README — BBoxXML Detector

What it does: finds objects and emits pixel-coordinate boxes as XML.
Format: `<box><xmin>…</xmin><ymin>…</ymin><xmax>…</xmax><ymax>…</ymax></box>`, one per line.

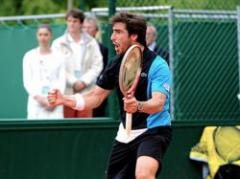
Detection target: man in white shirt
<box><xmin>52</xmin><ymin>9</ymin><xmax>103</xmax><ymax>118</ymax></box>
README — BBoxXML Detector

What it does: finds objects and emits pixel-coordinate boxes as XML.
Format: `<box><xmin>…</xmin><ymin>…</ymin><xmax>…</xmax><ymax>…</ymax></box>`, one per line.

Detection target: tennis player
<box><xmin>48</xmin><ymin>12</ymin><xmax>172</xmax><ymax>179</ymax></box>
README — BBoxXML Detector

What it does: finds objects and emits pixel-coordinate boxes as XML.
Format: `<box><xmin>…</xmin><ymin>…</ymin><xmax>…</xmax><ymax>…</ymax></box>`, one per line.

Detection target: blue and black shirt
<box><xmin>97</xmin><ymin>48</ymin><xmax>171</xmax><ymax>130</ymax></box>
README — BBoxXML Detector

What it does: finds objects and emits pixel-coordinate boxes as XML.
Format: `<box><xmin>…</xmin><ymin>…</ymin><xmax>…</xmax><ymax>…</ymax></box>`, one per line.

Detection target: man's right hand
<box><xmin>47</xmin><ymin>89</ymin><xmax>64</xmax><ymax>107</ymax></box>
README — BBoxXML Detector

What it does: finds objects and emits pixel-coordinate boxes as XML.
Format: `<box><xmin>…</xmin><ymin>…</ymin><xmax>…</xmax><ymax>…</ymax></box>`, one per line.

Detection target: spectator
<box><xmin>83</xmin><ymin>15</ymin><xmax>108</xmax><ymax>117</ymax></box>
<box><xmin>146</xmin><ymin>23</ymin><xmax>169</xmax><ymax>64</ymax></box>
<box><xmin>23</xmin><ymin>24</ymin><xmax>66</xmax><ymax>119</ymax></box>
<box><xmin>52</xmin><ymin>9</ymin><xmax>103</xmax><ymax>118</ymax></box>
<box><xmin>83</xmin><ymin>15</ymin><xmax>108</xmax><ymax>69</ymax></box>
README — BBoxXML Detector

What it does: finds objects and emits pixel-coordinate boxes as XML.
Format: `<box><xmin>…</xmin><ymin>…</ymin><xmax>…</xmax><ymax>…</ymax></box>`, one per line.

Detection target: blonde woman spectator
<box><xmin>23</xmin><ymin>24</ymin><xmax>66</xmax><ymax>119</ymax></box>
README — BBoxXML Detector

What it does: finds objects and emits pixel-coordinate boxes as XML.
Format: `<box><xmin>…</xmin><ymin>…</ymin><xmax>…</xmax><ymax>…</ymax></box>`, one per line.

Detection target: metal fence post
<box><xmin>108</xmin><ymin>0</ymin><xmax>116</xmax><ymax>60</ymax></box>
<box><xmin>168</xmin><ymin>6</ymin><xmax>175</xmax><ymax>120</ymax></box>
<box><xmin>107</xmin><ymin>0</ymin><xmax>120</xmax><ymax>120</ymax></box>
<box><xmin>237</xmin><ymin>6</ymin><xmax>240</xmax><ymax>102</ymax></box>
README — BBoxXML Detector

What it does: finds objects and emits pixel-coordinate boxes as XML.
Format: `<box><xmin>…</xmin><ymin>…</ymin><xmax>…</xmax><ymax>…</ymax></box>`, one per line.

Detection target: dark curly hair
<box><xmin>111</xmin><ymin>12</ymin><xmax>147</xmax><ymax>47</ymax></box>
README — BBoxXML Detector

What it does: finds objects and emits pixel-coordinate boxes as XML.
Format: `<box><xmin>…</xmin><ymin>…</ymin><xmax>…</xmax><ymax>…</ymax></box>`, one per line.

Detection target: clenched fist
<box><xmin>48</xmin><ymin>89</ymin><xmax>64</xmax><ymax>107</ymax></box>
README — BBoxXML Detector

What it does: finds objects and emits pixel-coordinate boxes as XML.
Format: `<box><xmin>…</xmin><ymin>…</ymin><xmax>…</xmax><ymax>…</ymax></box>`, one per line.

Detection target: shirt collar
<box><xmin>66</xmin><ymin>32</ymin><xmax>85</xmax><ymax>45</ymax></box>
<box><xmin>148</xmin><ymin>41</ymin><xmax>157</xmax><ymax>51</ymax></box>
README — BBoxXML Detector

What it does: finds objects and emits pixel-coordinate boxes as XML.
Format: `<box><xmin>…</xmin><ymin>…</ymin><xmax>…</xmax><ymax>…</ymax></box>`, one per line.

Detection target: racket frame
<box><xmin>119</xmin><ymin>44</ymin><xmax>143</xmax><ymax>137</ymax></box>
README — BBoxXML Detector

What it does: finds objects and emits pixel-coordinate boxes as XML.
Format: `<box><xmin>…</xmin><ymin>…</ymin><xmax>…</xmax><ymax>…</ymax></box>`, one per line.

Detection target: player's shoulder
<box><xmin>154</xmin><ymin>55</ymin><xmax>169</xmax><ymax>68</ymax></box>
<box><xmin>149</xmin><ymin>55</ymin><xmax>170</xmax><ymax>76</ymax></box>
<box><xmin>102</xmin><ymin>55</ymin><xmax>122</xmax><ymax>72</ymax></box>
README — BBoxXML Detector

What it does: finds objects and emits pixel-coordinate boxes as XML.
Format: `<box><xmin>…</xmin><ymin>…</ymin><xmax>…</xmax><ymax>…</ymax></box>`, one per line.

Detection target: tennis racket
<box><xmin>119</xmin><ymin>44</ymin><xmax>143</xmax><ymax>137</ymax></box>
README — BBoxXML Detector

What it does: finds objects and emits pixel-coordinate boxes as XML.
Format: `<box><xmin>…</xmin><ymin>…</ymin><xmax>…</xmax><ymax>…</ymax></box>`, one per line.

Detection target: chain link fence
<box><xmin>0</xmin><ymin>1</ymin><xmax>240</xmax><ymax>121</ymax></box>
<box><xmin>172</xmin><ymin>9</ymin><xmax>239</xmax><ymax>121</ymax></box>
<box><xmin>91</xmin><ymin>4</ymin><xmax>240</xmax><ymax>121</ymax></box>
<box><xmin>115</xmin><ymin>0</ymin><xmax>238</xmax><ymax>10</ymax></box>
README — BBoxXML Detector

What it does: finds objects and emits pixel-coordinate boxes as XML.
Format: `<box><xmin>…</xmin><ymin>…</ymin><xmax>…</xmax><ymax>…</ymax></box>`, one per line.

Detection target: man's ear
<box><xmin>130</xmin><ymin>34</ymin><xmax>138</xmax><ymax>42</ymax></box>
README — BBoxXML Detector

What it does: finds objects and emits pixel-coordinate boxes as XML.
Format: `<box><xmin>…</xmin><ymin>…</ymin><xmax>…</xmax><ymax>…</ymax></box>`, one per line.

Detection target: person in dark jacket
<box><xmin>83</xmin><ymin>15</ymin><xmax>109</xmax><ymax>117</ymax></box>
<box><xmin>146</xmin><ymin>23</ymin><xmax>169</xmax><ymax>65</ymax></box>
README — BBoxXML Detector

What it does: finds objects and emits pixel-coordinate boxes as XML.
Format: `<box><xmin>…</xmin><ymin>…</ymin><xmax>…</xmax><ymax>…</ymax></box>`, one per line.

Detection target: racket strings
<box><xmin>119</xmin><ymin>45</ymin><xmax>142</xmax><ymax>95</ymax></box>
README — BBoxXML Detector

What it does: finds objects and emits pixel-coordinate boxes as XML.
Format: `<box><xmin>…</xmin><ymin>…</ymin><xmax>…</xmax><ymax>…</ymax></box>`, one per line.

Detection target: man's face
<box><xmin>66</xmin><ymin>16</ymin><xmax>82</xmax><ymax>34</ymax></box>
<box><xmin>111</xmin><ymin>22</ymin><xmax>134</xmax><ymax>55</ymax></box>
<box><xmin>146</xmin><ymin>26</ymin><xmax>156</xmax><ymax>46</ymax></box>
<box><xmin>83</xmin><ymin>20</ymin><xmax>97</xmax><ymax>38</ymax></box>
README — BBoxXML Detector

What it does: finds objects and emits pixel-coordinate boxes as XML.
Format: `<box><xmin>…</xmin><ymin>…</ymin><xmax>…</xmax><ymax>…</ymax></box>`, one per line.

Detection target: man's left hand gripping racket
<box><xmin>119</xmin><ymin>44</ymin><xmax>143</xmax><ymax>137</ymax></box>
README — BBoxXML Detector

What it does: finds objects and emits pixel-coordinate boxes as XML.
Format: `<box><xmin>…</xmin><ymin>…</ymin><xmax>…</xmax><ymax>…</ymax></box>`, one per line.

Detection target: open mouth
<box><xmin>113</xmin><ymin>42</ymin><xmax>120</xmax><ymax>51</ymax></box>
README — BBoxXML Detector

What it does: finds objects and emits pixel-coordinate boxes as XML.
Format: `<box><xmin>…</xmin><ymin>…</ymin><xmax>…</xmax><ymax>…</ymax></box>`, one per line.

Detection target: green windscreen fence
<box><xmin>0</xmin><ymin>25</ymin><xmax>66</xmax><ymax>118</ymax></box>
<box><xmin>0</xmin><ymin>24</ymin><xmax>115</xmax><ymax>119</ymax></box>
<box><xmin>173</xmin><ymin>19</ymin><xmax>240</xmax><ymax>121</ymax></box>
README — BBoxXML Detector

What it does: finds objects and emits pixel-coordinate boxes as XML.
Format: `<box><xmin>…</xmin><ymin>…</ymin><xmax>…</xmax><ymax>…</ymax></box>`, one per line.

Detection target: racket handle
<box><xmin>126</xmin><ymin>112</ymin><xmax>132</xmax><ymax>137</ymax></box>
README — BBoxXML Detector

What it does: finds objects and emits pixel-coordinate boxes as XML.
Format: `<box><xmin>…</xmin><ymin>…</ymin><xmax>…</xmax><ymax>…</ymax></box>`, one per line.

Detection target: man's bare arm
<box><xmin>123</xmin><ymin>92</ymin><xmax>166</xmax><ymax>114</ymax></box>
<box><xmin>82</xmin><ymin>86</ymin><xmax>111</xmax><ymax>109</ymax></box>
<box><xmin>48</xmin><ymin>86</ymin><xmax>111</xmax><ymax>110</ymax></box>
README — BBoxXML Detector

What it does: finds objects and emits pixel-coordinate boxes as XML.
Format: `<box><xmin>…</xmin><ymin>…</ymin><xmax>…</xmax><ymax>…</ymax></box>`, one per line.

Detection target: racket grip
<box><xmin>126</xmin><ymin>112</ymin><xmax>132</xmax><ymax>137</ymax></box>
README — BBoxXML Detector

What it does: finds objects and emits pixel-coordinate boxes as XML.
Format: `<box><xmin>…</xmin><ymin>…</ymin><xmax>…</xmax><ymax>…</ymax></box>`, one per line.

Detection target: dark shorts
<box><xmin>105</xmin><ymin>126</ymin><xmax>172</xmax><ymax>179</ymax></box>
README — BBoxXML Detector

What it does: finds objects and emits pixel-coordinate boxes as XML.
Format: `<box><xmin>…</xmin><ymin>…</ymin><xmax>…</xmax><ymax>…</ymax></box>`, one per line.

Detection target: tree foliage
<box><xmin>0</xmin><ymin>0</ymin><xmax>239</xmax><ymax>17</ymax></box>
<box><xmin>116</xmin><ymin>0</ymin><xmax>239</xmax><ymax>10</ymax></box>
<box><xmin>21</xmin><ymin>0</ymin><xmax>61</xmax><ymax>15</ymax></box>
